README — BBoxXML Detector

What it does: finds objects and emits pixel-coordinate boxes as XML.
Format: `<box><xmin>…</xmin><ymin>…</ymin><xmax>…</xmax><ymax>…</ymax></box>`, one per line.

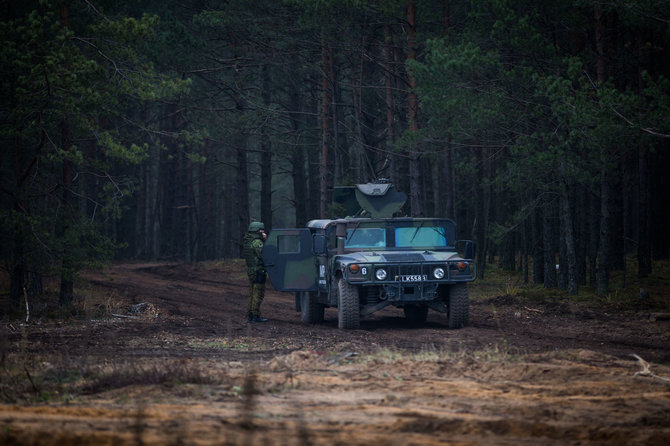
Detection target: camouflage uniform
<box><xmin>243</xmin><ymin>222</ymin><xmax>267</xmax><ymax>322</ymax></box>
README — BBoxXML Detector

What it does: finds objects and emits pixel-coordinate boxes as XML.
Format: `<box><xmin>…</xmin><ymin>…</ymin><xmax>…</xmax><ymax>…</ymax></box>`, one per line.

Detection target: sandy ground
<box><xmin>2</xmin><ymin>261</ymin><xmax>669</xmax><ymax>445</ymax></box>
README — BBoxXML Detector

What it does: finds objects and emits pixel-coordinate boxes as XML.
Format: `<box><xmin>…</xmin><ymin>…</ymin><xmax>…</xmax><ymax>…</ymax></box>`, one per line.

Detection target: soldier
<box><xmin>243</xmin><ymin>221</ymin><xmax>268</xmax><ymax>323</ymax></box>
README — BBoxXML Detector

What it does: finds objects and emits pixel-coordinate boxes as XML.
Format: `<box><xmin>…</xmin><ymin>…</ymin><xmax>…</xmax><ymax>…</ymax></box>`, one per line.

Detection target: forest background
<box><xmin>2</xmin><ymin>0</ymin><xmax>670</xmax><ymax>311</ymax></box>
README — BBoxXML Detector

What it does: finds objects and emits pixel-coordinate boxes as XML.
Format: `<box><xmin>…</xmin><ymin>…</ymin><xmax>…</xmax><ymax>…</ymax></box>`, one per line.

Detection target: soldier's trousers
<box><xmin>247</xmin><ymin>276</ymin><xmax>266</xmax><ymax>316</ymax></box>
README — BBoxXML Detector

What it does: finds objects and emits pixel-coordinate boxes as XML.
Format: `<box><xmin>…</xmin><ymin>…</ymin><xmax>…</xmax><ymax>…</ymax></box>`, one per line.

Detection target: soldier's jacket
<box><xmin>242</xmin><ymin>232</ymin><xmax>265</xmax><ymax>276</ymax></box>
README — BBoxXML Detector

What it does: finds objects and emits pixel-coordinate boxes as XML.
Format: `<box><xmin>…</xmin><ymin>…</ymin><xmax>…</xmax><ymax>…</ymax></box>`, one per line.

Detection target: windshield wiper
<box><xmin>346</xmin><ymin>221</ymin><xmax>362</xmax><ymax>243</ymax></box>
<box><xmin>410</xmin><ymin>221</ymin><xmax>425</xmax><ymax>243</ymax></box>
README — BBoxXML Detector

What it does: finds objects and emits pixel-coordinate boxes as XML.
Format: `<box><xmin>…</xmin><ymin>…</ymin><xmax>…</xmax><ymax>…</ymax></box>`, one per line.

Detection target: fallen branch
<box><xmin>631</xmin><ymin>354</ymin><xmax>670</xmax><ymax>383</ymax></box>
<box><xmin>524</xmin><ymin>306</ymin><xmax>543</xmax><ymax>313</ymax></box>
<box><xmin>111</xmin><ymin>313</ymin><xmax>140</xmax><ymax>320</ymax></box>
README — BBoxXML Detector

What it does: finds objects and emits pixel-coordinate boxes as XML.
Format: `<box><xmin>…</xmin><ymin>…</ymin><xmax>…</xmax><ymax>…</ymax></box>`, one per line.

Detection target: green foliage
<box><xmin>3</xmin><ymin>0</ymin><xmax>670</xmax><ymax>299</ymax></box>
<box><xmin>1</xmin><ymin>0</ymin><xmax>192</xmax><ymax>306</ymax></box>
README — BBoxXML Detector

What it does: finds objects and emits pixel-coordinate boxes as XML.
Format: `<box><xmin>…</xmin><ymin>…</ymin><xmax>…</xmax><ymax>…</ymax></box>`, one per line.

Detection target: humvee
<box><xmin>261</xmin><ymin>181</ymin><xmax>476</xmax><ymax>329</ymax></box>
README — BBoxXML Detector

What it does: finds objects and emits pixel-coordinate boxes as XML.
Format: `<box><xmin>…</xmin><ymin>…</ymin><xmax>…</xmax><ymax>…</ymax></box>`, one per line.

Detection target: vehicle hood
<box><xmin>337</xmin><ymin>250</ymin><xmax>463</xmax><ymax>264</ymax></box>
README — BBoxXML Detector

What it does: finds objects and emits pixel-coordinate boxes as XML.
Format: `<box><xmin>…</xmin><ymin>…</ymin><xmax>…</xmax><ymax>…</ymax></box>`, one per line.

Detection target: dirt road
<box><xmin>2</xmin><ymin>262</ymin><xmax>669</xmax><ymax>445</ymax></box>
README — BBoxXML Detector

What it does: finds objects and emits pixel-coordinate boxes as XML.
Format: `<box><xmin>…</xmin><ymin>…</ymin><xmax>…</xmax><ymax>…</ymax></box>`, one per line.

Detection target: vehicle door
<box><xmin>261</xmin><ymin>228</ymin><xmax>318</xmax><ymax>292</ymax></box>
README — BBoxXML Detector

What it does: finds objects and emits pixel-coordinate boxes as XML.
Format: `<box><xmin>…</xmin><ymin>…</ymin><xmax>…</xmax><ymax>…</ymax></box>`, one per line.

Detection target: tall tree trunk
<box><xmin>560</xmin><ymin>183</ymin><xmax>578</xmax><ymax>295</ymax></box>
<box><xmin>9</xmin><ymin>80</ymin><xmax>28</xmax><ymax>311</ymax></box>
<box><xmin>430</xmin><ymin>158</ymin><xmax>440</xmax><ymax>216</ymax></box>
<box><xmin>523</xmin><ymin>220</ymin><xmax>530</xmax><ymax>284</ymax></box>
<box><xmin>384</xmin><ymin>24</ymin><xmax>396</xmax><ymax>182</ymax></box>
<box><xmin>635</xmin><ymin>32</ymin><xmax>652</xmax><ymax>277</ymax></box>
<box><xmin>406</xmin><ymin>0</ymin><xmax>422</xmax><ymax>217</ymax></box>
<box><xmin>153</xmin><ymin>139</ymin><xmax>166</xmax><ymax>259</ymax></box>
<box><xmin>292</xmin><ymin>146</ymin><xmax>307</xmax><ymax>226</ymax></box>
<box><xmin>10</xmin><ymin>144</ymin><xmax>27</xmax><ymax>311</ymax></box>
<box><xmin>532</xmin><ymin>205</ymin><xmax>544</xmax><ymax>285</ymax></box>
<box><xmin>57</xmin><ymin>3</ymin><xmax>74</xmax><ymax>307</ymax></box>
<box><xmin>638</xmin><ymin>144</ymin><xmax>651</xmax><ymax>277</ymax></box>
<box><xmin>589</xmin><ymin>192</ymin><xmax>599</xmax><ymax>286</ymax></box>
<box><xmin>594</xmin><ymin>2</ymin><xmax>606</xmax><ymax>83</ymax></box>
<box><xmin>160</xmin><ymin>104</ymin><xmax>179</xmax><ymax>258</ymax></box>
<box><xmin>135</xmin><ymin>162</ymin><xmax>147</xmax><ymax>257</ymax></box>
<box><xmin>288</xmin><ymin>80</ymin><xmax>307</xmax><ymax>227</ymax></box>
<box><xmin>598</xmin><ymin>162</ymin><xmax>612</xmax><ymax>294</ymax></box>
<box><xmin>319</xmin><ymin>36</ymin><xmax>331</xmax><ymax>218</ymax></box>
<box><xmin>223</xmin><ymin>171</ymin><xmax>234</xmax><ymax>257</ymax></box>
<box><xmin>330</xmin><ymin>52</ymin><xmax>345</xmax><ymax>186</ymax></box>
<box><xmin>439</xmin><ymin>1</ymin><xmax>454</xmax><ymax>219</ymax></box>
<box><xmin>575</xmin><ymin>184</ymin><xmax>588</xmax><ymax>285</ymax></box>
<box><xmin>59</xmin><ymin>117</ymin><xmax>74</xmax><ymax>307</ymax></box>
<box><xmin>198</xmin><ymin>144</ymin><xmax>211</xmax><ymax>260</ymax></box>
<box><xmin>543</xmin><ymin>201</ymin><xmax>557</xmax><ymax>289</ymax></box>
<box><xmin>261</xmin><ymin>65</ymin><xmax>273</xmax><ymax>230</ymax></box>
<box><xmin>261</xmin><ymin>143</ymin><xmax>272</xmax><ymax>230</ymax></box>
<box><xmin>185</xmin><ymin>154</ymin><xmax>194</xmax><ymax>262</ymax></box>
<box><xmin>594</xmin><ymin>1</ymin><xmax>611</xmax><ymax>294</ymax></box>
<box><xmin>10</xmin><ymin>261</ymin><xmax>26</xmax><ymax>313</ymax></box>
<box><xmin>474</xmin><ymin>147</ymin><xmax>490</xmax><ymax>279</ymax></box>
<box><xmin>307</xmin><ymin>72</ymin><xmax>321</xmax><ymax>220</ymax></box>
<box><xmin>443</xmin><ymin>138</ymin><xmax>455</xmax><ymax>218</ymax></box>
<box><xmin>235</xmin><ymin>133</ymin><xmax>249</xmax><ymax>258</ymax></box>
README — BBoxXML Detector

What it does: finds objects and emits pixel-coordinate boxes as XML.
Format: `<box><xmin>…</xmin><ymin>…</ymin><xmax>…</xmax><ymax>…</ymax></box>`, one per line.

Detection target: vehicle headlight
<box><xmin>433</xmin><ymin>267</ymin><xmax>445</xmax><ymax>279</ymax></box>
<box><xmin>375</xmin><ymin>268</ymin><xmax>387</xmax><ymax>281</ymax></box>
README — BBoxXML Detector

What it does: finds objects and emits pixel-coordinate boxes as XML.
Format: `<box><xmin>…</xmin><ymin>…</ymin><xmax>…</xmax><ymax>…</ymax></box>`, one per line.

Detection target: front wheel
<box><xmin>446</xmin><ymin>283</ymin><xmax>469</xmax><ymax>329</ymax></box>
<box><xmin>300</xmin><ymin>291</ymin><xmax>324</xmax><ymax>324</ymax></box>
<box><xmin>337</xmin><ymin>277</ymin><xmax>360</xmax><ymax>329</ymax></box>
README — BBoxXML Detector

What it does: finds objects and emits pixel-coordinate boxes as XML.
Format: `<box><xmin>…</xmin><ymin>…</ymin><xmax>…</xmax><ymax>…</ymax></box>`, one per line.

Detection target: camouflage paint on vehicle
<box><xmin>264</xmin><ymin>218</ymin><xmax>475</xmax><ymax>296</ymax></box>
<box><xmin>261</xmin><ymin>180</ymin><xmax>477</xmax><ymax>329</ymax></box>
<box><xmin>261</xmin><ymin>228</ymin><xmax>318</xmax><ymax>291</ymax></box>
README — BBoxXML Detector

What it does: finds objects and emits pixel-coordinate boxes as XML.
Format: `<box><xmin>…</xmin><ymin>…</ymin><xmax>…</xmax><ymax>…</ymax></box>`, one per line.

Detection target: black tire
<box><xmin>295</xmin><ymin>292</ymin><xmax>301</xmax><ymax>312</ymax></box>
<box><xmin>403</xmin><ymin>304</ymin><xmax>428</xmax><ymax>325</ymax></box>
<box><xmin>447</xmin><ymin>283</ymin><xmax>469</xmax><ymax>328</ymax></box>
<box><xmin>300</xmin><ymin>291</ymin><xmax>324</xmax><ymax>324</ymax></box>
<box><xmin>337</xmin><ymin>277</ymin><xmax>360</xmax><ymax>329</ymax></box>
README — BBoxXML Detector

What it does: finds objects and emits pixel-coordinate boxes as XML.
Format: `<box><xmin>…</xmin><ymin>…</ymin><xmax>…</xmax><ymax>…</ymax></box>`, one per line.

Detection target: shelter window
<box><xmin>277</xmin><ymin>235</ymin><xmax>300</xmax><ymax>253</ymax></box>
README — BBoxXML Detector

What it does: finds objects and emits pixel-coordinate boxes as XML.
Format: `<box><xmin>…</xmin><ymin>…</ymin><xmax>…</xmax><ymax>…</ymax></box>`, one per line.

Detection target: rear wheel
<box><xmin>447</xmin><ymin>283</ymin><xmax>469</xmax><ymax>328</ymax></box>
<box><xmin>300</xmin><ymin>291</ymin><xmax>324</xmax><ymax>324</ymax></box>
<box><xmin>403</xmin><ymin>304</ymin><xmax>428</xmax><ymax>325</ymax></box>
<box><xmin>337</xmin><ymin>277</ymin><xmax>360</xmax><ymax>329</ymax></box>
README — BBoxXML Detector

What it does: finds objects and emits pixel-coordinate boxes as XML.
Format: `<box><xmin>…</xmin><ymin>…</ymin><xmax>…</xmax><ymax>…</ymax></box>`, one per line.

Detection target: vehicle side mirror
<box><xmin>456</xmin><ymin>240</ymin><xmax>476</xmax><ymax>260</ymax></box>
<box><xmin>313</xmin><ymin>234</ymin><xmax>327</xmax><ymax>255</ymax></box>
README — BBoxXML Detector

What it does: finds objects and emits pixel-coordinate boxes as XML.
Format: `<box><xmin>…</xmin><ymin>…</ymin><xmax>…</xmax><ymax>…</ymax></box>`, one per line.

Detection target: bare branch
<box><xmin>611</xmin><ymin>106</ymin><xmax>670</xmax><ymax>139</ymax></box>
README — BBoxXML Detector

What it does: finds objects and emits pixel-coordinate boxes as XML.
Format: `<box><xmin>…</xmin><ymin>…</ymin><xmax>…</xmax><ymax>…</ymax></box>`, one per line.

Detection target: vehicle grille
<box><xmin>381</xmin><ymin>253</ymin><xmax>425</xmax><ymax>262</ymax></box>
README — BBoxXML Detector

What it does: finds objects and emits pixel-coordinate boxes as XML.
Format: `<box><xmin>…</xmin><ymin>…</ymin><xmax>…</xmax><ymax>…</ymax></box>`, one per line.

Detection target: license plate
<box><xmin>399</xmin><ymin>274</ymin><xmax>426</xmax><ymax>282</ymax></box>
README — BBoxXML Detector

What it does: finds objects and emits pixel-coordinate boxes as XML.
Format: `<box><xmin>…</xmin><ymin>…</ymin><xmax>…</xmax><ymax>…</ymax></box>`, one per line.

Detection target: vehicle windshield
<box><xmin>395</xmin><ymin>226</ymin><xmax>447</xmax><ymax>248</ymax></box>
<box><xmin>345</xmin><ymin>228</ymin><xmax>386</xmax><ymax>248</ymax></box>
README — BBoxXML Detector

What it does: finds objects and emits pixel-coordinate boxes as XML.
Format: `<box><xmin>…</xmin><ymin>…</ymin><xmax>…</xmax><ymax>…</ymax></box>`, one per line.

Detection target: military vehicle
<box><xmin>261</xmin><ymin>180</ymin><xmax>476</xmax><ymax>329</ymax></box>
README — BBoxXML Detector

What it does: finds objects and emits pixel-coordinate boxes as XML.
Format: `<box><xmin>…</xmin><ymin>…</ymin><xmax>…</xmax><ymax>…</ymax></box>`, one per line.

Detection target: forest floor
<box><xmin>1</xmin><ymin>261</ymin><xmax>670</xmax><ymax>445</ymax></box>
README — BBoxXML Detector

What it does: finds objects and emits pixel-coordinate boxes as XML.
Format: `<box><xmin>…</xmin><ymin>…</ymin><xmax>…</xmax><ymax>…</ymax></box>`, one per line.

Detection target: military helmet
<box><xmin>248</xmin><ymin>221</ymin><xmax>265</xmax><ymax>232</ymax></box>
